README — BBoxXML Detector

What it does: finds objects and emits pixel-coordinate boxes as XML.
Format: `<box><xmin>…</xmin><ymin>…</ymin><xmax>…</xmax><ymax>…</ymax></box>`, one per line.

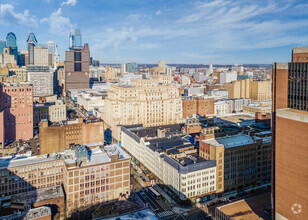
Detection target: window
<box><xmin>74</xmin><ymin>52</ymin><xmax>82</xmax><ymax>61</ymax></box>
<box><xmin>74</xmin><ymin>63</ymin><xmax>82</xmax><ymax>71</ymax></box>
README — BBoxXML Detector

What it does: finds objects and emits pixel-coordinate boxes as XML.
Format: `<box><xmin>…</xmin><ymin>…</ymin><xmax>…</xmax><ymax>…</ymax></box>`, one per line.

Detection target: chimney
<box><xmin>157</xmin><ymin>128</ymin><xmax>166</xmax><ymax>138</ymax></box>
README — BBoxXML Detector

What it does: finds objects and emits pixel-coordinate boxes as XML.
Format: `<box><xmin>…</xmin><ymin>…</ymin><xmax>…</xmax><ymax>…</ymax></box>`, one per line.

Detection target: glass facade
<box><xmin>288</xmin><ymin>62</ymin><xmax>308</xmax><ymax>111</ymax></box>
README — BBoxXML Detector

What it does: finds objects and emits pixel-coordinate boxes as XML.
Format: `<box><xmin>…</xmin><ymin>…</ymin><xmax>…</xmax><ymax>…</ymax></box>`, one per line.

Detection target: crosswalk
<box><xmin>157</xmin><ymin>211</ymin><xmax>175</xmax><ymax>219</ymax></box>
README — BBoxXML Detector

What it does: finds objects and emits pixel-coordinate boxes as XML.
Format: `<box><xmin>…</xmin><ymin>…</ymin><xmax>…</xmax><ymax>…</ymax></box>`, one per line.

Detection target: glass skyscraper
<box><xmin>69</xmin><ymin>29</ymin><xmax>82</xmax><ymax>49</ymax></box>
<box><xmin>6</xmin><ymin>32</ymin><xmax>18</xmax><ymax>61</ymax></box>
<box><xmin>74</xmin><ymin>29</ymin><xmax>82</xmax><ymax>47</ymax></box>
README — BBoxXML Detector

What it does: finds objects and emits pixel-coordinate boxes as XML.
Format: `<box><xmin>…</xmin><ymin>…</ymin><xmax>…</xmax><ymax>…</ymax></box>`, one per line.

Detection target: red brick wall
<box><xmin>275</xmin><ymin>116</ymin><xmax>308</xmax><ymax>219</ymax></box>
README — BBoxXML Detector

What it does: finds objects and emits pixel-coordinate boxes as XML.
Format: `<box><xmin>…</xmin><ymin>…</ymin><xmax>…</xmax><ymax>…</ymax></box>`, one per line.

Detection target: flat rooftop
<box><xmin>10</xmin><ymin>185</ymin><xmax>64</xmax><ymax>204</ymax></box>
<box><xmin>0</xmin><ymin>144</ymin><xmax>130</xmax><ymax>169</ymax></box>
<box><xmin>220</xmin><ymin>114</ymin><xmax>255</xmax><ymax>124</ymax></box>
<box><xmin>216</xmin><ymin>193</ymin><xmax>271</xmax><ymax>220</ymax></box>
<box><xmin>128</xmin><ymin>124</ymin><xmax>185</xmax><ymax>138</ymax></box>
<box><xmin>202</xmin><ymin>133</ymin><xmax>255</xmax><ymax>148</ymax></box>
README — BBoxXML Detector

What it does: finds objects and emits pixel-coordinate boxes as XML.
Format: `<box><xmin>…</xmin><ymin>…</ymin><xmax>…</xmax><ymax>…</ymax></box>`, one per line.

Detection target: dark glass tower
<box><xmin>27</xmin><ymin>32</ymin><xmax>38</xmax><ymax>65</ymax></box>
<box><xmin>6</xmin><ymin>32</ymin><xmax>18</xmax><ymax>62</ymax></box>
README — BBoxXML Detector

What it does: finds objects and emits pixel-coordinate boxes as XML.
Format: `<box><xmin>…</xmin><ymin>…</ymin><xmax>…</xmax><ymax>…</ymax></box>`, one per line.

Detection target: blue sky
<box><xmin>1</xmin><ymin>0</ymin><xmax>308</xmax><ymax>64</ymax></box>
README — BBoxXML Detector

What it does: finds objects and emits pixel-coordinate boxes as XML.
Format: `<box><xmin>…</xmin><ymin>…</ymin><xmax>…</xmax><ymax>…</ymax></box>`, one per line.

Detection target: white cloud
<box><xmin>0</xmin><ymin>4</ymin><xmax>38</xmax><ymax>27</ymax></box>
<box><xmin>61</xmin><ymin>0</ymin><xmax>77</xmax><ymax>6</ymax></box>
<box><xmin>40</xmin><ymin>8</ymin><xmax>74</xmax><ymax>36</ymax></box>
<box><xmin>156</xmin><ymin>10</ymin><xmax>162</xmax><ymax>15</ymax></box>
<box><xmin>174</xmin><ymin>0</ymin><xmax>308</xmax><ymax>51</ymax></box>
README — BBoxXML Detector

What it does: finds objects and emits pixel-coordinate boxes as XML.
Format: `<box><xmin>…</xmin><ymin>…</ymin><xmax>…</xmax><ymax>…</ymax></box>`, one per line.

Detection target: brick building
<box><xmin>0</xmin><ymin>82</ymin><xmax>33</xmax><ymax>148</ymax></box>
<box><xmin>200</xmin><ymin>133</ymin><xmax>271</xmax><ymax>193</ymax></box>
<box><xmin>65</xmin><ymin>44</ymin><xmax>90</xmax><ymax>91</ymax></box>
<box><xmin>0</xmin><ymin>144</ymin><xmax>130</xmax><ymax>218</ymax></box>
<box><xmin>182</xmin><ymin>97</ymin><xmax>214</xmax><ymax>118</ymax></box>
<box><xmin>272</xmin><ymin>47</ymin><xmax>308</xmax><ymax>220</ymax></box>
<box><xmin>39</xmin><ymin>118</ymin><xmax>104</xmax><ymax>154</ymax></box>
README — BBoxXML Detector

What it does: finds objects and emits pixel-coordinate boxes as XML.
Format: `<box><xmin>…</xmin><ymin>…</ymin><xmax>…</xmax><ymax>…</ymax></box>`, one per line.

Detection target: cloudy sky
<box><xmin>1</xmin><ymin>0</ymin><xmax>308</xmax><ymax>64</ymax></box>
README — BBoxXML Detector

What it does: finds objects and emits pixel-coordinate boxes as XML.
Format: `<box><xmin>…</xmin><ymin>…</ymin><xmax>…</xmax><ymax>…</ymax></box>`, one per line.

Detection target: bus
<box><xmin>148</xmin><ymin>187</ymin><xmax>161</xmax><ymax>200</ymax></box>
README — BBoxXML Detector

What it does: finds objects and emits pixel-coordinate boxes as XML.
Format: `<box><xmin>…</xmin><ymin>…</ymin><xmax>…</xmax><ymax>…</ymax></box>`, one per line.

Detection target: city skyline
<box><xmin>1</xmin><ymin>0</ymin><xmax>308</xmax><ymax>64</ymax></box>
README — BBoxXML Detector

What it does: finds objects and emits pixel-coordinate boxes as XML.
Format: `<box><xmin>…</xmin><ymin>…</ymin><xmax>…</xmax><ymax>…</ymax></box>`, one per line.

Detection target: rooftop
<box><xmin>24</xmin><ymin>206</ymin><xmax>51</xmax><ymax>220</ymax></box>
<box><xmin>122</xmin><ymin>125</ymin><xmax>216</xmax><ymax>173</ymax></box>
<box><xmin>217</xmin><ymin>193</ymin><xmax>271</xmax><ymax>220</ymax></box>
<box><xmin>129</xmin><ymin>124</ymin><xmax>185</xmax><ymax>138</ymax></box>
<box><xmin>203</xmin><ymin>133</ymin><xmax>255</xmax><ymax>148</ymax></box>
<box><xmin>0</xmin><ymin>144</ymin><xmax>130</xmax><ymax>170</ymax></box>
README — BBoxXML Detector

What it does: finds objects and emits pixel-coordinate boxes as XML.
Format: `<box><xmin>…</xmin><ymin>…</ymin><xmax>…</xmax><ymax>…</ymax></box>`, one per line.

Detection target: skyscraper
<box><xmin>27</xmin><ymin>32</ymin><xmax>37</xmax><ymax>65</ymax></box>
<box><xmin>272</xmin><ymin>47</ymin><xmax>308</xmax><ymax>220</ymax></box>
<box><xmin>65</xmin><ymin>43</ymin><xmax>90</xmax><ymax>91</ymax></box>
<box><xmin>69</xmin><ymin>29</ymin><xmax>82</xmax><ymax>49</ymax></box>
<box><xmin>74</xmin><ymin>29</ymin><xmax>82</xmax><ymax>47</ymax></box>
<box><xmin>69</xmin><ymin>31</ymin><xmax>74</xmax><ymax>49</ymax></box>
<box><xmin>6</xmin><ymin>32</ymin><xmax>18</xmax><ymax>62</ymax></box>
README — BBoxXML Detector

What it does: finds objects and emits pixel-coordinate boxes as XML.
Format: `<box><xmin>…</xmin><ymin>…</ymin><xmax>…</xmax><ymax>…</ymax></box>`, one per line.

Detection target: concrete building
<box><xmin>158</xmin><ymin>60</ymin><xmax>166</xmax><ymax>74</ymax></box>
<box><xmin>103</xmin><ymin>79</ymin><xmax>183</xmax><ymax>142</ymax></box>
<box><xmin>220</xmin><ymin>71</ymin><xmax>237</xmax><ymax>84</ymax></box>
<box><xmin>39</xmin><ymin>118</ymin><xmax>104</xmax><ymax>154</ymax></box>
<box><xmin>180</xmin><ymin>76</ymin><xmax>191</xmax><ymax>86</ymax></box>
<box><xmin>0</xmin><ymin>48</ymin><xmax>17</xmax><ymax>67</ymax></box>
<box><xmin>0</xmin><ymin>83</ymin><xmax>33</xmax><ymax>148</ymax></box>
<box><xmin>27</xmin><ymin>65</ymin><xmax>53</xmax><ymax>97</ymax></box>
<box><xmin>272</xmin><ymin>47</ymin><xmax>308</xmax><ymax>220</ymax></box>
<box><xmin>250</xmin><ymin>80</ymin><xmax>271</xmax><ymax>101</ymax></box>
<box><xmin>231</xmin><ymin>64</ymin><xmax>244</xmax><ymax>75</ymax></box>
<box><xmin>34</xmin><ymin>46</ymin><xmax>49</xmax><ymax>66</ymax></box>
<box><xmin>9</xmin><ymin>66</ymin><xmax>27</xmax><ymax>82</ymax></box>
<box><xmin>33</xmin><ymin>100</ymin><xmax>66</xmax><ymax>127</ymax></box>
<box><xmin>121</xmin><ymin>63</ymin><xmax>126</xmax><ymax>74</ymax></box>
<box><xmin>243</xmin><ymin>103</ymin><xmax>271</xmax><ymax>114</ymax></box>
<box><xmin>0</xmin><ymin>143</ymin><xmax>130</xmax><ymax>218</ymax></box>
<box><xmin>207</xmin><ymin>89</ymin><xmax>229</xmax><ymax>99</ymax></box>
<box><xmin>225</xmin><ymin>98</ymin><xmax>251</xmax><ymax>112</ymax></box>
<box><xmin>121</xmin><ymin>124</ymin><xmax>223</xmax><ymax>204</ymax></box>
<box><xmin>151</xmin><ymin>74</ymin><xmax>173</xmax><ymax>85</ymax></box>
<box><xmin>184</xmin><ymin>87</ymin><xmax>205</xmax><ymax>96</ymax></box>
<box><xmin>65</xmin><ymin>43</ymin><xmax>90</xmax><ymax>91</ymax></box>
<box><xmin>214</xmin><ymin>101</ymin><xmax>230</xmax><ymax>115</ymax></box>
<box><xmin>201</xmin><ymin>132</ymin><xmax>271</xmax><ymax>193</ymax></box>
<box><xmin>75</xmin><ymin>90</ymin><xmax>106</xmax><ymax>114</ymax></box>
<box><xmin>182</xmin><ymin>97</ymin><xmax>215</xmax><ymax>118</ymax></box>
<box><xmin>224</xmin><ymin>79</ymin><xmax>271</xmax><ymax>101</ymax></box>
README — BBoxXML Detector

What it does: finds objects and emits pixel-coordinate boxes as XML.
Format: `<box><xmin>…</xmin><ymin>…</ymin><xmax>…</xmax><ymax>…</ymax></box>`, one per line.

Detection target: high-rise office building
<box><xmin>0</xmin><ymin>82</ymin><xmax>33</xmax><ymax>148</ymax></box>
<box><xmin>27</xmin><ymin>32</ymin><xmax>38</xmax><ymax>65</ymax></box>
<box><xmin>69</xmin><ymin>29</ymin><xmax>82</xmax><ymax>49</ymax></box>
<box><xmin>272</xmin><ymin>47</ymin><xmax>308</xmax><ymax>220</ymax></box>
<box><xmin>65</xmin><ymin>43</ymin><xmax>90</xmax><ymax>91</ymax></box>
<box><xmin>74</xmin><ymin>29</ymin><xmax>82</xmax><ymax>47</ymax></box>
<box><xmin>6</xmin><ymin>32</ymin><xmax>18</xmax><ymax>62</ymax></box>
<box><xmin>27</xmin><ymin>66</ymin><xmax>53</xmax><ymax>97</ymax></box>
<box><xmin>125</xmin><ymin>62</ymin><xmax>138</xmax><ymax>73</ymax></box>
<box><xmin>33</xmin><ymin>46</ymin><xmax>49</xmax><ymax>66</ymax></box>
<box><xmin>69</xmin><ymin>31</ymin><xmax>74</xmax><ymax>50</ymax></box>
